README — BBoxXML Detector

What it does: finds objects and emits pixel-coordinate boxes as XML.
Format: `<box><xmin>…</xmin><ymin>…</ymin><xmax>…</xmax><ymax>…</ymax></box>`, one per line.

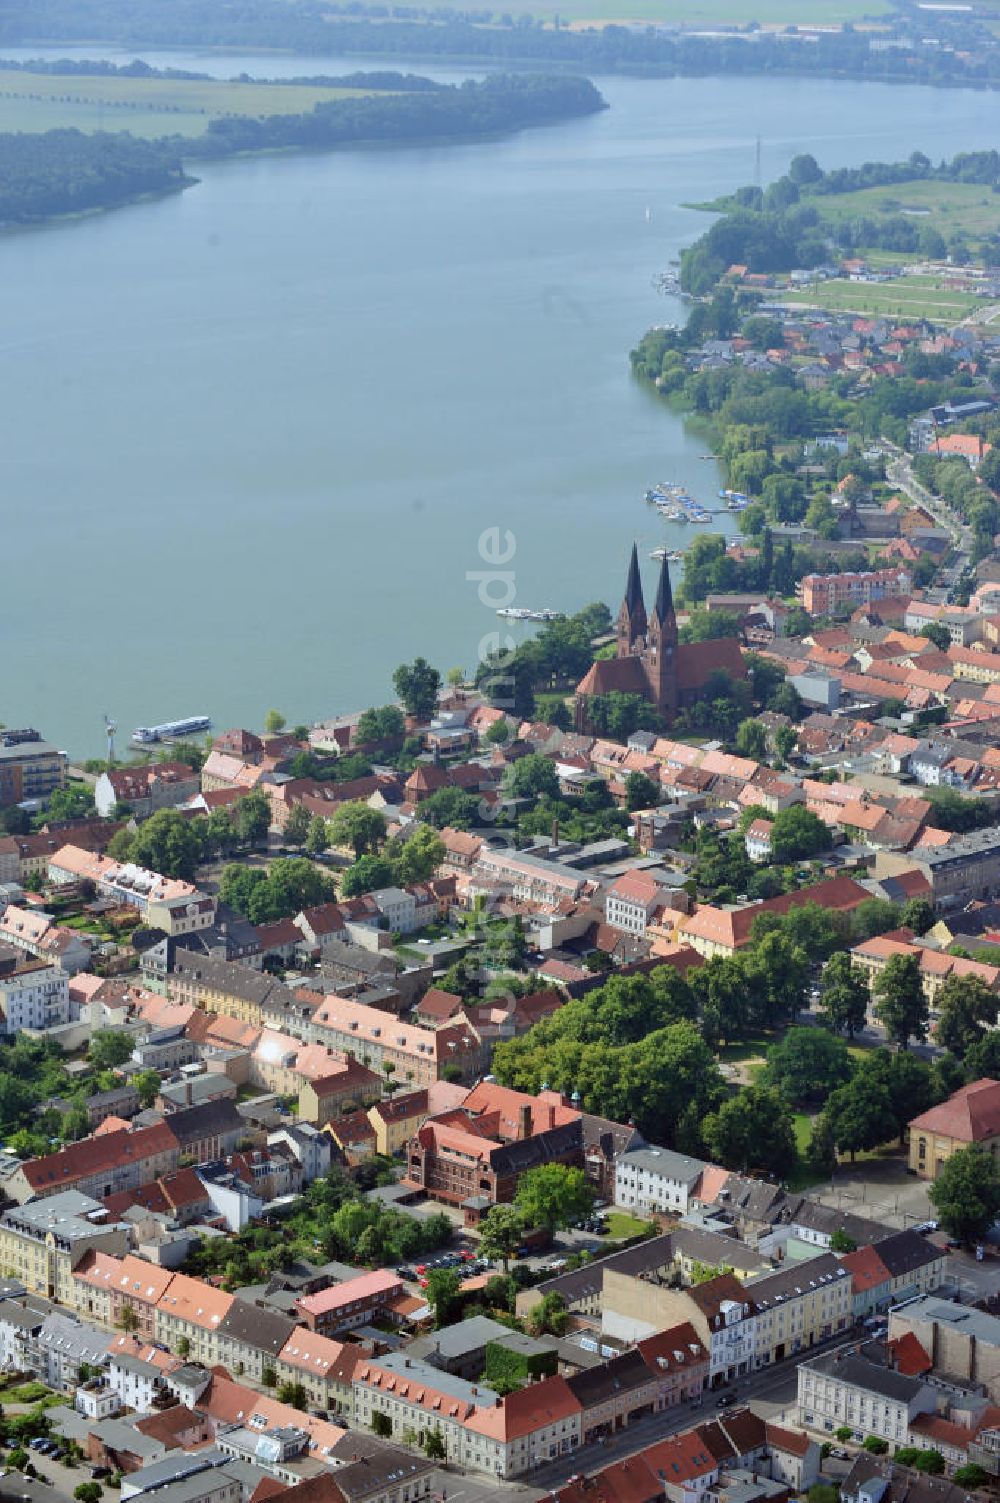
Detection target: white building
<box><xmin>614</xmin><ymin>1147</ymin><xmax>707</xmax><ymax>1215</ymax></box>
<box><xmin>0</xmin><ymin>962</ymin><xmax>70</xmax><ymax>1036</ymax></box>
<box><xmin>797</xmin><ymin>1344</ymin><xmax>936</xmax><ymax>1443</ymax></box>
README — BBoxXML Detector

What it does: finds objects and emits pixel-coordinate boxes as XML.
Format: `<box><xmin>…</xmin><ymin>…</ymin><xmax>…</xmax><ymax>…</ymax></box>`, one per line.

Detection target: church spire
<box><xmin>625</xmin><ymin>542</ymin><xmax>644</xmax><ymax>617</ymax></box>
<box><xmin>616</xmin><ymin>542</ymin><xmax>647</xmax><ymax>657</ymax></box>
<box><xmin>653</xmin><ymin>552</ymin><xmax>675</xmax><ymax>626</ymax></box>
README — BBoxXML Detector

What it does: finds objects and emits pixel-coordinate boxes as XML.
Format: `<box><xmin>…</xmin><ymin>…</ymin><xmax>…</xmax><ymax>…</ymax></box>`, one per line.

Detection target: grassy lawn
<box><xmin>604</xmin><ymin>1211</ymin><xmax>653</xmax><ymax>1240</ymax></box>
<box><xmin>718</xmin><ymin>1035</ymin><xmax>774</xmax><ymax>1064</ymax></box>
<box><xmin>0</xmin><ymin>71</ymin><xmax>379</xmax><ymax>139</ymax></box>
<box><xmin>780</xmin><ymin>277</ymin><xmax>986</xmax><ymax>322</ymax></box>
<box><xmin>805</xmin><ymin>178</ymin><xmax>1000</xmax><ymax>239</ymax></box>
<box><xmin>0</xmin><ymin>1380</ymin><xmax>60</xmax><ymax>1405</ymax></box>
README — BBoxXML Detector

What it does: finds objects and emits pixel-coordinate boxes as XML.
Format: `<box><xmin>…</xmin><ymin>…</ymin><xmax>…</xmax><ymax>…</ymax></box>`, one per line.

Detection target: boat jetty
<box><xmin>496</xmin><ymin>607</ymin><xmax>563</xmax><ymax>622</ymax></box>
<box><xmin>644</xmin><ymin>481</ymin><xmax>713</xmax><ymax>524</ymax></box>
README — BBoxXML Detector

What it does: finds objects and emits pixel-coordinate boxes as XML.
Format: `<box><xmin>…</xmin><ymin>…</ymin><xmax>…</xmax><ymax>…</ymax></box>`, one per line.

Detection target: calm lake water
<box><xmin>1</xmin><ymin>52</ymin><xmax>997</xmax><ymax>755</ymax></box>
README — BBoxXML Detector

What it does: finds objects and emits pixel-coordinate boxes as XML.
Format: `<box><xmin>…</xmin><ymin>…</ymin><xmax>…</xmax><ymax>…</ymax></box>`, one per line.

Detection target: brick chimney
<box><xmin>517</xmin><ymin>1104</ymin><xmax>532</xmax><ymax>1141</ymax></box>
<box><xmin>546</xmin><ymin>1105</ymin><xmax>556</xmax><ymax>1131</ymax></box>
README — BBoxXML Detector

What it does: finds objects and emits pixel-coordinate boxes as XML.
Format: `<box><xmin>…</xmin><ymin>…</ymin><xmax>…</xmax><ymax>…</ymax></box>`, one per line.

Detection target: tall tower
<box><xmin>616</xmin><ymin>542</ymin><xmax>647</xmax><ymax>658</ymax></box>
<box><xmin>644</xmin><ymin>555</ymin><xmax>679</xmax><ymax>718</ymax></box>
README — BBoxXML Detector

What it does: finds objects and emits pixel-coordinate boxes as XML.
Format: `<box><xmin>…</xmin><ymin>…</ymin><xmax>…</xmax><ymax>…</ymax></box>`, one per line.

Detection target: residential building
<box><xmin>310</xmin><ymin>993</ymin><xmax>482</xmax><ymax>1087</ymax></box>
<box><xmin>614</xmin><ymin>1147</ymin><xmax>708</xmax><ymax>1215</ymax></box>
<box><xmin>296</xmin><ymin>1270</ymin><xmax>403</xmax><ymax>1336</ymax></box>
<box><xmin>798</xmin><ymin>568</ymin><xmax>912</xmax><ymax>617</ymax></box>
<box><xmin>0</xmin><ymin>1193</ymin><xmax>130</xmax><ymax>1303</ymax></box>
<box><xmin>908</xmin><ymin>1078</ymin><xmax>1000</xmax><ymax>1179</ymax></box>
<box><xmin>165</xmin><ymin>952</ymin><xmax>294</xmax><ymax>1025</ymax></box>
<box><xmin>0</xmin><ymin>730</ymin><xmax>67</xmax><ymax>807</ymax></box>
<box><xmin>7</xmin><ymin>1121</ymin><xmax>180</xmax><ymax>1204</ymax></box>
<box><xmin>47</xmin><ymin>846</ymin><xmax>216</xmax><ymax>938</ymax></box>
<box><xmin>874</xmin><ymin>827</ymin><xmax>1000</xmax><ymax>907</ymax></box>
<box><xmin>604</xmin><ymin>871</ymin><xmax>670</xmax><ymax>936</ymax></box>
<box><xmin>852</xmin><ymin>935</ymin><xmax>1000</xmax><ymax>1010</ymax></box>
<box><xmin>297</xmin><ymin>1058</ymin><xmax>384</xmax><ymax>1127</ymax></box>
<box><xmin>276</xmin><ymin>1331</ymin><xmax>360</xmax><ymax>1416</ymax></box>
<box><xmin>0</xmin><ymin>959</ymin><xmax>70</xmax><ymax>1035</ymax></box>
<box><xmin>94</xmin><ymin>765</ymin><xmax>199</xmax><ymax>820</ymax></box>
<box><xmin>0</xmin><ymin>904</ymin><xmax>92</xmax><ymax>974</ymax></box>
<box><xmin>602</xmin><ymin>1271</ymin><xmax>757</xmax><ymax>1383</ymax></box>
<box><xmin>797</xmin><ymin>1341</ymin><xmax>936</xmax><ymax>1444</ymax></box>
<box><xmin>746</xmin><ymin>1255</ymin><xmax>853</xmax><ymax>1368</ymax></box>
<box><xmin>367</xmin><ymin>1081</ymin><xmax>469</xmax><ymax>1157</ymax></box>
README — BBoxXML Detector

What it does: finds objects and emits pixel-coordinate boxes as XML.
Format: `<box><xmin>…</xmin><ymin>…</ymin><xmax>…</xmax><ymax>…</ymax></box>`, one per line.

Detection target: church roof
<box><xmin>675</xmin><ymin>637</ymin><xmax>747</xmax><ymax>690</ymax></box>
<box><xmin>575</xmin><ymin>656</ymin><xmax>651</xmax><ymax>698</ymax></box>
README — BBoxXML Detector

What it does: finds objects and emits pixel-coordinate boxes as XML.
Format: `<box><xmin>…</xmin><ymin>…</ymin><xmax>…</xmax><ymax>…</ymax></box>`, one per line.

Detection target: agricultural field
<box><xmin>806</xmin><ymin>177</ymin><xmax>1000</xmax><ymax>239</ymax></box>
<box><xmin>508</xmin><ymin>0</ymin><xmax>893</xmax><ymax>24</ymax></box>
<box><xmin>0</xmin><ymin>70</ymin><xmax>377</xmax><ymax>139</ymax></box>
<box><xmin>780</xmin><ymin>273</ymin><xmax>989</xmax><ymax>322</ymax></box>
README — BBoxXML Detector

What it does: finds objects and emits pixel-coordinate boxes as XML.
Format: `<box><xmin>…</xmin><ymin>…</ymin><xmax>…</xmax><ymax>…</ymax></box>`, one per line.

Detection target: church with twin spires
<box><xmin>574</xmin><ymin>543</ymin><xmax>747</xmax><ymax>731</ymax></box>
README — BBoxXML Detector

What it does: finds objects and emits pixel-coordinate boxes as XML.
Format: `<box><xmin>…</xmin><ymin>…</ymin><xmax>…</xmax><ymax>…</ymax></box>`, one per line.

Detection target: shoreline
<box><xmin>0</xmin><ymin>175</ymin><xmax>196</xmax><ymax>234</ymax></box>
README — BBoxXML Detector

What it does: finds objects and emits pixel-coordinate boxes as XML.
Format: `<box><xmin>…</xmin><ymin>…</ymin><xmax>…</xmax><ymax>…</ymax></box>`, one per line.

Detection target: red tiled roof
<box><xmin>909</xmin><ymin>1078</ymin><xmax>1000</xmax><ymax>1142</ymax></box>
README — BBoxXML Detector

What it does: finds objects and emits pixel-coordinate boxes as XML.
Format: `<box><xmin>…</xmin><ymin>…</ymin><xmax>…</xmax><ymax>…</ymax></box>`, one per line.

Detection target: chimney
<box><xmin>552</xmin><ymin>817</ymin><xmax>559</xmax><ymax>849</ymax></box>
<box><xmin>547</xmin><ymin>1105</ymin><xmax>556</xmax><ymax>1131</ymax></box>
<box><xmin>518</xmin><ymin>1104</ymin><xmax>532</xmax><ymax>1141</ymax></box>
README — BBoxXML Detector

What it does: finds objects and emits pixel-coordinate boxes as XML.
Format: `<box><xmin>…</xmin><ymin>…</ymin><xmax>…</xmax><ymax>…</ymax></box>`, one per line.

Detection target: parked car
<box><xmin>716</xmin><ymin>1394</ymin><xmax>736</xmax><ymax>1408</ymax></box>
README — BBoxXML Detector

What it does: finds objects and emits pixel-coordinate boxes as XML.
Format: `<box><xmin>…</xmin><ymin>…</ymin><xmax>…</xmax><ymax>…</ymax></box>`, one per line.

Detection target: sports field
<box><xmin>0</xmin><ymin>71</ymin><xmax>377</xmax><ymax>138</ymax></box>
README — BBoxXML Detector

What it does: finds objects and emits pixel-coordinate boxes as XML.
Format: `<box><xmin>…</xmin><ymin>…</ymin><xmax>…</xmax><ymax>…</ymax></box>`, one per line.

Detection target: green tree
<box><xmin>515</xmin><ymin>1164</ymin><xmax>594</xmax><ymax>1236</ymax></box>
<box><xmin>264</xmin><ymin>710</ymin><xmax>287</xmax><ymax>735</ymax></box>
<box><xmin>735</xmin><ymin>719</ymin><xmax>768</xmax><ymax>762</ymax></box>
<box><xmin>935</xmin><ymin>975</ymin><xmax>997</xmax><ymax>1060</ymax></box>
<box><xmin>276</xmin><ymin>1381</ymin><xmax>308</xmax><ymax>1408</ymax></box>
<box><xmin>953</xmin><ymin>1465</ymin><xmax>988</xmax><ymax>1488</ymax></box>
<box><xmin>702</xmin><ymin>1086</ymin><xmax>797</xmax><ymax>1178</ymax></box>
<box><xmin>132</xmin><ymin>1070</ymin><xmax>162</xmax><ymax>1109</ymax></box>
<box><xmin>822</xmin><ymin>1078</ymin><xmax>896</xmax><ymax>1162</ymax></box>
<box><xmin>74</xmin><ymin>1485</ymin><xmax>102</xmax><ymax>1503</ymax></box>
<box><xmin>773</xmin><ymin>724</ymin><xmax>798</xmax><ymax>767</ymax></box>
<box><xmin>341</xmin><ymin>855</ymin><xmax>395</xmax><ymax>897</ymax></box>
<box><xmin>371</xmin><ymin>1412</ymin><xmax>393</xmax><ymax>1439</ymax></box>
<box><xmin>525</xmin><ymin>1291</ymin><xmax>569</xmax><ymax>1337</ymax></box>
<box><xmin>393</xmin><ymin>658</ymin><xmax>441</xmax><ymax>720</ymax></box>
<box><xmin>829</xmin><ymin>1227</ymin><xmax>856</xmax><ymax>1253</ymax></box>
<box><xmin>123</xmin><ymin>808</ymin><xmax>206</xmax><ymax>880</ymax></box>
<box><xmin>920</xmin><ymin>622</ymin><xmax>951</xmax><ymax>651</ymax></box>
<box><xmin>284</xmin><ymin>802</ymin><xmax>311</xmax><ymax>848</ymax></box>
<box><xmin>89</xmin><ymin>1030</ymin><xmax>134</xmax><ymax>1072</ymax></box>
<box><xmin>305</xmin><ymin>815</ymin><xmax>330</xmax><ymax>856</ymax></box>
<box><xmin>118</xmin><ymin>1305</ymin><xmax>139</xmax><ymax>1334</ymax></box>
<box><xmin>176</xmin><ymin>1334</ymin><xmax>190</xmax><ymax>1357</ymax></box>
<box><xmin>626</xmin><ymin>770</ymin><xmax>660</xmax><ymax>812</ymax></box>
<box><xmin>392</xmin><ymin>824</ymin><xmax>446</xmax><ymax>885</ymax></box>
<box><xmin>874</xmin><ymin>953</ymin><xmax>928</xmax><ymax>1048</ymax></box>
<box><xmin>929</xmin><ymin>1145</ymin><xmax>1000</xmax><ymax>1246</ymax></box>
<box><xmin>763</xmin><ymin>1027</ymin><xmax>854</xmax><ymax>1107</ymax></box>
<box><xmin>769</xmin><ymin>805</ymin><xmax>830</xmax><ymax>863</ymax></box>
<box><xmin>425</xmin><ymin>1267</ymin><xmax>462</xmax><ymax>1328</ymax></box>
<box><xmin>416</xmin><ymin>786</ymin><xmax>480</xmax><ymax>831</ymax></box>
<box><xmin>507</xmin><ymin>753</ymin><xmax>560</xmax><ymax>800</ymax></box>
<box><xmin>476</xmin><ymin>1204</ymin><xmax>524</xmax><ymax>1274</ymax></box>
<box><xmin>423</xmin><ymin>1429</ymin><xmax>446</xmax><ymax>1459</ymax></box>
<box><xmin>902</xmin><ymin>897</ymin><xmax>936</xmax><ymax>936</ymax></box>
<box><xmin>328</xmin><ymin>801</ymin><xmax>387</xmax><ymax>857</ymax></box>
<box><xmin>45</xmin><ymin>783</ymin><xmax>96</xmax><ymax>822</ymax></box>
<box><xmin>355</xmin><ymin>705</ymin><xmax>406</xmax><ymax>744</ymax></box>
<box><xmin>234</xmin><ymin>790</ymin><xmax>272</xmax><ymax>848</ymax></box>
<box><xmin>818</xmin><ymin>951</ymin><xmax>870</xmax><ymax>1038</ymax></box>
<box><xmin>485</xmin><ymin>717</ymin><xmax>511</xmax><ymax>746</ymax></box>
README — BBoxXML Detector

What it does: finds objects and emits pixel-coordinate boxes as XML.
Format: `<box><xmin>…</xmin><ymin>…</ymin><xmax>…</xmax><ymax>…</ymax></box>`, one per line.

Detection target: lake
<box><xmin>1</xmin><ymin>52</ymin><xmax>997</xmax><ymax>754</ymax></box>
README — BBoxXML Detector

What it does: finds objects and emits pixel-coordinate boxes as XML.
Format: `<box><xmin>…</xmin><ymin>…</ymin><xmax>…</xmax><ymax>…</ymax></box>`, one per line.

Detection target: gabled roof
<box><xmin>909</xmin><ymin>1077</ymin><xmax>1000</xmax><ymax>1141</ymax></box>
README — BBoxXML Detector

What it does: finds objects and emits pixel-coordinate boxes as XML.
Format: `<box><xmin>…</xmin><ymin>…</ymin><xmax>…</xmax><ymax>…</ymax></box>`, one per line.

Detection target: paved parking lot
<box><xmin>808</xmin><ymin>1157</ymin><xmax>933</xmax><ymax>1232</ymax></box>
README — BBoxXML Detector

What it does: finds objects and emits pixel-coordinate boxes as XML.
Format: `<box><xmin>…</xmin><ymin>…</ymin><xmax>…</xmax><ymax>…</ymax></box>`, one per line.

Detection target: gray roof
<box><xmin>873</xmin><ymin>1229</ymin><xmax>943</xmax><ymax>1280</ymax></box>
<box><xmin>532</xmin><ymin>1234</ymin><xmax>676</xmax><ymax>1307</ymax></box>
<box><xmin>892</xmin><ymin>1294</ymin><xmax>1000</xmax><ymax>1347</ymax></box>
<box><xmin>122</xmin><ymin>1447</ymin><xmax>233</xmax><ymax>1493</ymax></box>
<box><xmin>91</xmin><ymin>1416</ymin><xmax>165</xmax><ymax>1460</ymax></box>
<box><xmin>2</xmin><ymin>1191</ymin><xmax>126</xmax><ymax>1244</ymax></box>
<box><xmin>329</xmin><ymin>1441</ymin><xmax>435</xmax><ymax>1502</ymax></box>
<box><xmin>367</xmin><ymin>1350</ymin><xmax>498</xmax><ymax>1408</ymax></box>
<box><xmin>410</xmin><ymin>1315</ymin><xmax>512</xmax><ymax>1361</ymax></box>
<box><xmin>673</xmin><ymin>1225</ymin><xmax>769</xmax><ymax>1274</ymax></box>
<box><xmin>803</xmin><ymin>1343</ymin><xmax>927</xmax><ymax>1404</ymax></box>
<box><xmin>746</xmin><ymin>1252</ymin><xmax>848</xmax><ymax>1310</ymax></box>
<box><xmin>617</xmin><ymin>1146</ymin><xmax>708</xmax><ymax>1184</ymax></box>
<box><xmin>218</xmin><ymin>1298</ymin><xmax>296</xmax><ymax>1357</ymax></box>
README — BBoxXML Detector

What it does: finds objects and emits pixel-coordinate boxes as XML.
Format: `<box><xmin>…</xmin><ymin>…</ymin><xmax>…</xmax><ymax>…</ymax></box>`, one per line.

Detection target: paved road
<box><xmin>884</xmin><ymin>447</ymin><xmax>972</xmax><ymax>603</ymax></box>
<box><xmin>526</xmin><ymin>1331</ymin><xmax>847</xmax><ymax>1490</ymax></box>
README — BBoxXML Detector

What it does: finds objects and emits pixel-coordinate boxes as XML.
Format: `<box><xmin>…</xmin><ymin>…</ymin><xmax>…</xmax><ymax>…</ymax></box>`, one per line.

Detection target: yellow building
<box><xmin>908</xmin><ymin>1078</ymin><xmax>1000</xmax><ymax>1180</ymax></box>
<box><xmin>367</xmin><ymin>1080</ymin><xmax>469</xmax><ymax>1156</ymax></box>
<box><xmin>0</xmin><ymin>1195</ymin><xmax>128</xmax><ymax>1304</ymax></box>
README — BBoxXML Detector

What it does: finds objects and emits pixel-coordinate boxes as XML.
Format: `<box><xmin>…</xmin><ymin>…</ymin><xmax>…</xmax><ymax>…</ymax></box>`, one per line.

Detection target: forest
<box><xmin>0</xmin><ymin>128</ymin><xmax>191</xmax><ymax>224</ymax></box>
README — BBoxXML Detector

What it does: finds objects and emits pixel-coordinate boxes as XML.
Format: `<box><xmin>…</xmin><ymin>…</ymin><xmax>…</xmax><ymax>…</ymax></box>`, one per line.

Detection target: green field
<box><xmin>780</xmin><ymin>275</ymin><xmax>988</xmax><ymax>322</ymax></box>
<box><xmin>807</xmin><ymin>177</ymin><xmax>1000</xmax><ymax>238</ymax></box>
<box><xmin>502</xmin><ymin>0</ymin><xmax>893</xmax><ymax>24</ymax></box>
<box><xmin>0</xmin><ymin>71</ymin><xmax>377</xmax><ymax>138</ymax></box>
<box><xmin>605</xmin><ymin>1210</ymin><xmax>653</xmax><ymax>1239</ymax></box>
